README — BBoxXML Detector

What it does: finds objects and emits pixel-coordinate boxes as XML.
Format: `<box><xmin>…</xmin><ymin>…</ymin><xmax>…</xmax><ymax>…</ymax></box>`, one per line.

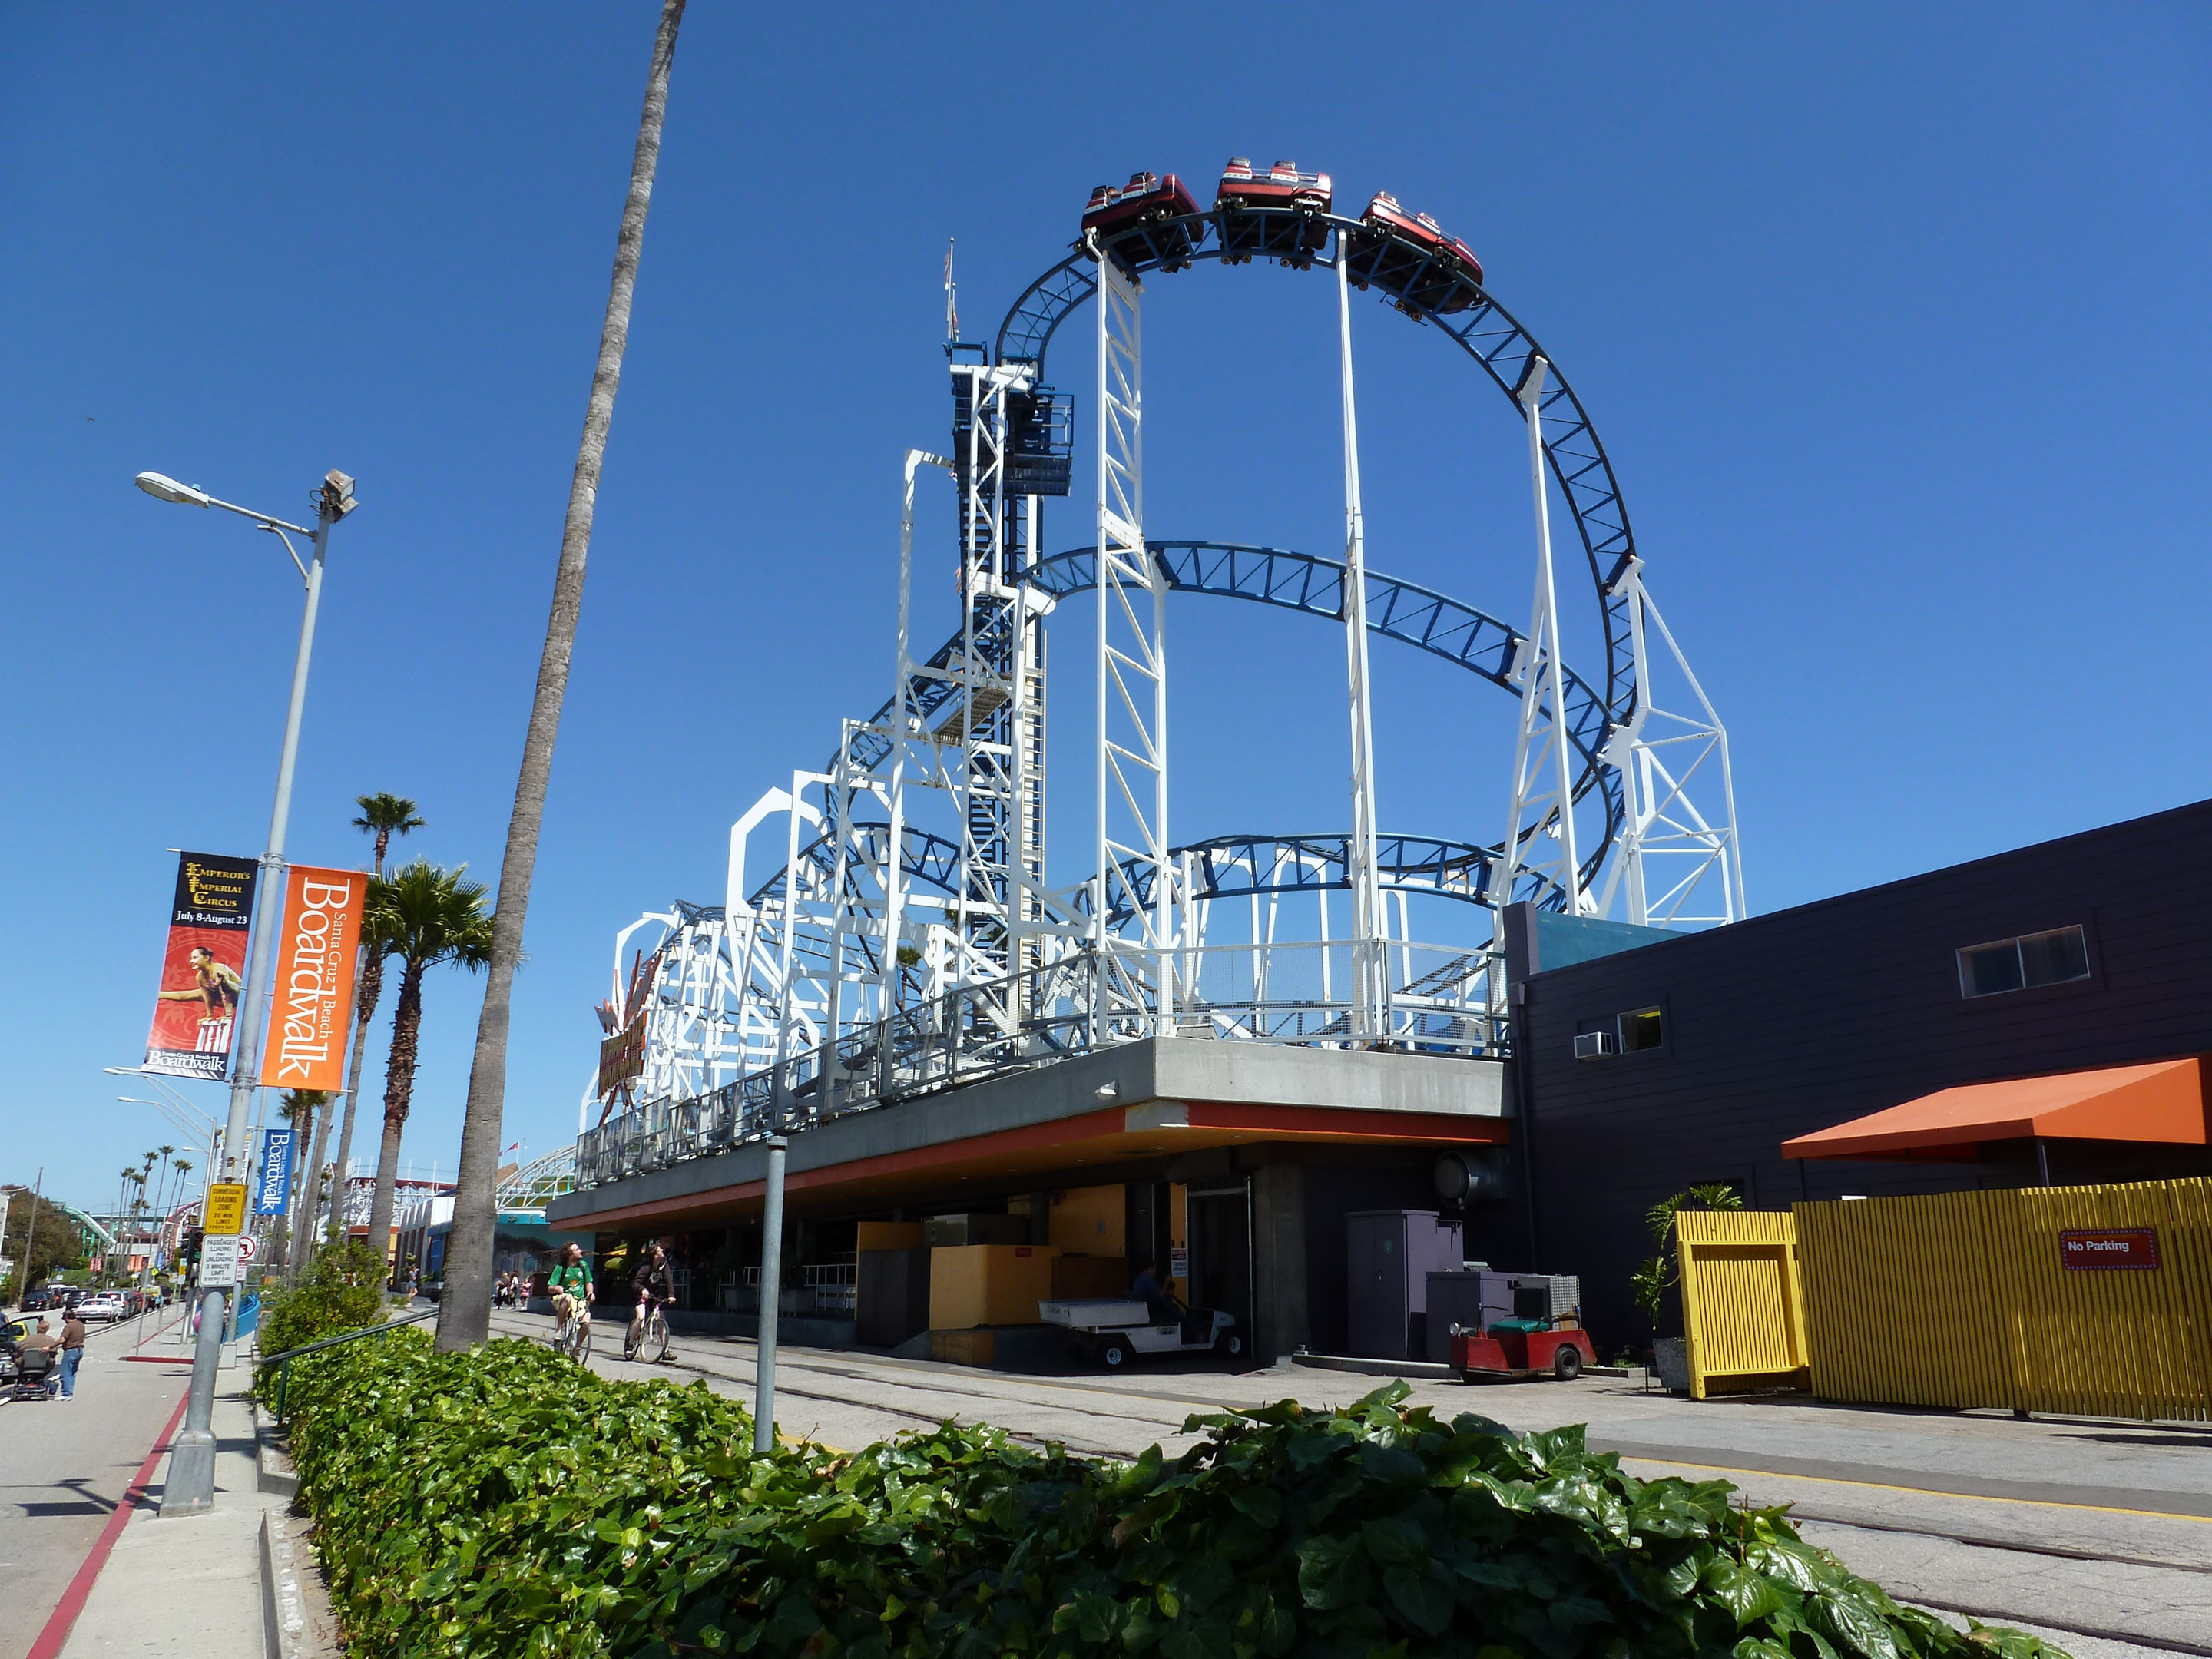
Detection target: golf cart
<box><xmin>1040</xmin><ymin>1297</ymin><xmax>1243</xmax><ymax>1369</ymax></box>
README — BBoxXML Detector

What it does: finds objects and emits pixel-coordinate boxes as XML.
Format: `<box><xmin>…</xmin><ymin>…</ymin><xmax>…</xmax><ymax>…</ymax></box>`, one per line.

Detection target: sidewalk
<box><xmin>48</xmin><ymin>1373</ymin><xmax>285</xmax><ymax>1659</ymax></box>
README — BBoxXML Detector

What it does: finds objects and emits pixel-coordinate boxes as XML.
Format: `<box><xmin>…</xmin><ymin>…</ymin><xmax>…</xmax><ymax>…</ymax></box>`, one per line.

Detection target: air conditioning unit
<box><xmin>1572</xmin><ymin>1030</ymin><xmax>1617</xmax><ymax>1061</ymax></box>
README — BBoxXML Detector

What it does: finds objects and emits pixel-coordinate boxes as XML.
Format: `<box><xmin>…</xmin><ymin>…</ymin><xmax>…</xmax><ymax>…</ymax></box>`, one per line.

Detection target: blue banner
<box><xmin>254</xmin><ymin>1125</ymin><xmax>296</xmax><ymax>1216</ymax></box>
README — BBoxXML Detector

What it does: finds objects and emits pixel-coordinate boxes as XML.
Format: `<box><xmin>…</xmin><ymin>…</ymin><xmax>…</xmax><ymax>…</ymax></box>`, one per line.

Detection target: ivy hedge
<box><xmin>281</xmin><ymin>1331</ymin><xmax>2064</xmax><ymax>1659</ymax></box>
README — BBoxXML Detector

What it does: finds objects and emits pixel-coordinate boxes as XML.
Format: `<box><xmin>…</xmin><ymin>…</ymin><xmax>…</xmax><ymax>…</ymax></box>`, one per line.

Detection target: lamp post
<box><xmin>137</xmin><ymin>467</ymin><xmax>356</xmax><ymax>1518</ymax></box>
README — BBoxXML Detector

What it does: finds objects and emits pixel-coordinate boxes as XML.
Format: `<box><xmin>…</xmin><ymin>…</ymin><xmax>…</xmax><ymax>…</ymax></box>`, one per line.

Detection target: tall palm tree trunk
<box><xmin>363</xmin><ymin>962</ymin><xmax>428</xmax><ymax>1271</ymax></box>
<box><xmin>314</xmin><ymin>951</ymin><xmax>387</xmax><ymax>1261</ymax></box>
<box><xmin>289</xmin><ymin>1092</ymin><xmax>329</xmax><ymax>1280</ymax></box>
<box><xmin>439</xmin><ymin>0</ymin><xmax>686</xmax><ymax>1351</ymax></box>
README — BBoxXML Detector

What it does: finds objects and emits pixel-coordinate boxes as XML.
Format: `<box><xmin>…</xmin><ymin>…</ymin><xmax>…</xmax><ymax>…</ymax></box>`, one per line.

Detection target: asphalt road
<box><xmin>489</xmin><ymin>1307</ymin><xmax>2212</xmax><ymax>1657</ymax></box>
<box><xmin>0</xmin><ymin>1304</ymin><xmax>194</xmax><ymax>1659</ymax></box>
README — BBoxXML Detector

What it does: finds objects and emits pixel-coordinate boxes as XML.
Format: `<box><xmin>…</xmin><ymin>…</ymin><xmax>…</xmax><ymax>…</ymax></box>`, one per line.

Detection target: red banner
<box><xmin>260</xmin><ymin>865</ymin><xmax>367</xmax><ymax>1091</ymax></box>
<box><xmin>145</xmin><ymin>852</ymin><xmax>259</xmax><ymax>1081</ymax></box>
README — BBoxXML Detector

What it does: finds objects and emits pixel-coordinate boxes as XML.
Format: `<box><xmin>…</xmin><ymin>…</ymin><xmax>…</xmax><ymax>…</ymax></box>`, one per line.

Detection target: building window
<box><xmin>1957</xmin><ymin>925</ymin><xmax>2090</xmax><ymax>999</ymax></box>
<box><xmin>1618</xmin><ymin>1007</ymin><xmax>1664</xmax><ymax>1052</ymax></box>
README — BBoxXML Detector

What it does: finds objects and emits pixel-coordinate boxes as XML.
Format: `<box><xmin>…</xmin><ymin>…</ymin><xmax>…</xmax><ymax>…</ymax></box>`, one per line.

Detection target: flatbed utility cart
<box><xmin>1040</xmin><ymin>1297</ymin><xmax>1243</xmax><ymax>1368</ymax></box>
<box><xmin>1449</xmin><ymin>1317</ymin><xmax>1595</xmax><ymax>1382</ymax></box>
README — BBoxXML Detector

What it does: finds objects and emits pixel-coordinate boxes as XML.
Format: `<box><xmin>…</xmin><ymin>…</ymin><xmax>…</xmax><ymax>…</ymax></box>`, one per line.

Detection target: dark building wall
<box><xmin>1514</xmin><ymin>798</ymin><xmax>2212</xmax><ymax>1350</ymax></box>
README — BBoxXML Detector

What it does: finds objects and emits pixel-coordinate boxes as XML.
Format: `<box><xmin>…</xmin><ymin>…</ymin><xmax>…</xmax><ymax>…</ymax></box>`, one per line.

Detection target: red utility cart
<box><xmin>1450</xmin><ymin>1321</ymin><xmax>1595</xmax><ymax>1382</ymax></box>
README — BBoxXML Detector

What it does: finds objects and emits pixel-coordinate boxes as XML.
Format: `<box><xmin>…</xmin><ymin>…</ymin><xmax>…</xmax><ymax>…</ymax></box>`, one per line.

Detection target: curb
<box><xmin>253</xmin><ymin>1397</ymin><xmax>299</xmax><ymax>1498</ymax></box>
<box><xmin>1290</xmin><ymin>1353</ymin><xmax>1458</xmax><ymax>1380</ymax></box>
<box><xmin>259</xmin><ymin>1512</ymin><xmax>307</xmax><ymax>1659</ymax></box>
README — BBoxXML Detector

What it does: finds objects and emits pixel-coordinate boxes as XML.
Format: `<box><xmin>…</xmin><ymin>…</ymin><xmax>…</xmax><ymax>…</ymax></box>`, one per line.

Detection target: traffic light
<box><xmin>181</xmin><ymin>1227</ymin><xmax>204</xmax><ymax>1273</ymax></box>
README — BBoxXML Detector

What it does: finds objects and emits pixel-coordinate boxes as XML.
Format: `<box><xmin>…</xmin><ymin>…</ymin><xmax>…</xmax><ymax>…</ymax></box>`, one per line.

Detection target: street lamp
<box><xmin>137</xmin><ymin>466</ymin><xmax>357</xmax><ymax>1518</ymax></box>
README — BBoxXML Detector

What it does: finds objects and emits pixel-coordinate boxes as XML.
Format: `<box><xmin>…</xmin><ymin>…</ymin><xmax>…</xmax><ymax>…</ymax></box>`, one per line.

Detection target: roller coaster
<box><xmin>576</xmin><ymin>161</ymin><xmax>1745</xmax><ymax>1186</ymax></box>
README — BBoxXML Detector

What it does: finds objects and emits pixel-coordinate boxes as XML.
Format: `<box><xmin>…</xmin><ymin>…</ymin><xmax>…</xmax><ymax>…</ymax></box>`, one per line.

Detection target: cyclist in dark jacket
<box><xmin>627</xmin><ymin>1243</ymin><xmax>675</xmax><ymax>1358</ymax></box>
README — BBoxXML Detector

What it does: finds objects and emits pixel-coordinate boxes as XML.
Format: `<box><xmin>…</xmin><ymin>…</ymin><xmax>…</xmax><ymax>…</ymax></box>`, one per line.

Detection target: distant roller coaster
<box><xmin>577</xmin><ymin>162</ymin><xmax>1743</xmax><ymax>1184</ymax></box>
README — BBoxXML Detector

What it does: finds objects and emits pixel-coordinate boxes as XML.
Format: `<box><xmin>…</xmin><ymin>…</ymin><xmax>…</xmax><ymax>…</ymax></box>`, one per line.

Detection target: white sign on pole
<box><xmin>200</xmin><ymin>1234</ymin><xmax>242</xmax><ymax>1290</ymax></box>
<box><xmin>235</xmin><ymin>1235</ymin><xmax>258</xmax><ymax>1263</ymax></box>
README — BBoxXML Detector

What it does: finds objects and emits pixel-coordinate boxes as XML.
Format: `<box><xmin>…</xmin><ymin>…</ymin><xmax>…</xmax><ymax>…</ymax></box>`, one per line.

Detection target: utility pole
<box><xmin>20</xmin><ymin>1169</ymin><xmax>44</xmax><ymax>1301</ymax></box>
<box><xmin>137</xmin><ymin>468</ymin><xmax>356</xmax><ymax>1518</ymax></box>
<box><xmin>753</xmin><ymin>1136</ymin><xmax>786</xmax><ymax>1453</ymax></box>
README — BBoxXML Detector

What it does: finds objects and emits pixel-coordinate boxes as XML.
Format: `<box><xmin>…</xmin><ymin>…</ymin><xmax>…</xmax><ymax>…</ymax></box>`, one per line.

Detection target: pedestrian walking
<box><xmin>58</xmin><ymin>1308</ymin><xmax>87</xmax><ymax>1399</ymax></box>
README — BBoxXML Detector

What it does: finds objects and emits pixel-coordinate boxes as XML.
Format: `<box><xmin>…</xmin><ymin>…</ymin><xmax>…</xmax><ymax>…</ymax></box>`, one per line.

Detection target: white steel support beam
<box><xmin>1595</xmin><ymin>559</ymin><xmax>1748</xmax><ymax>926</ymax></box>
<box><xmin>1336</xmin><ymin>249</ymin><xmax>1386</xmax><ymax>1041</ymax></box>
<box><xmin>879</xmin><ymin>449</ymin><xmax>954</xmax><ymax>1018</ymax></box>
<box><xmin>1092</xmin><ymin>249</ymin><xmax>1175</xmax><ymax>1024</ymax></box>
<box><xmin>1492</xmin><ymin>356</ymin><xmax>1588</xmax><ymax>917</ymax></box>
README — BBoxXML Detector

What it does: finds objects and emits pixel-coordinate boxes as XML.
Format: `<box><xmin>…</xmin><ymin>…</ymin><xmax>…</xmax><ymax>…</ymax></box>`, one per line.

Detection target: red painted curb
<box><xmin>120</xmin><ymin>1356</ymin><xmax>196</xmax><ymax>1365</ymax></box>
<box><xmin>28</xmin><ymin>1391</ymin><xmax>193</xmax><ymax>1659</ymax></box>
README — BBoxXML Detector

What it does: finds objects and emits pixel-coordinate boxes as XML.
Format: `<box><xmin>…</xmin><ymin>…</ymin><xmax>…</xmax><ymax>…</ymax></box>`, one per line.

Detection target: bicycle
<box><xmin>551</xmin><ymin>1302</ymin><xmax>594</xmax><ymax>1363</ymax></box>
<box><xmin>624</xmin><ymin>1298</ymin><xmax>670</xmax><ymax>1363</ymax></box>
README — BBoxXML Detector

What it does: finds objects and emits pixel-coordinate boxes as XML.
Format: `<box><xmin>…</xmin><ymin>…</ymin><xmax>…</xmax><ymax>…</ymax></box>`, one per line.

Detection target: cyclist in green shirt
<box><xmin>548</xmin><ymin>1243</ymin><xmax>594</xmax><ymax>1343</ymax></box>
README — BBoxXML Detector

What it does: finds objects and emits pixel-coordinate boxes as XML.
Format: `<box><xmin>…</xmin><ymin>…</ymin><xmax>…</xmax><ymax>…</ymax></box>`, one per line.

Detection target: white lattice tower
<box><xmin>1092</xmin><ymin>251</ymin><xmax>1176</xmax><ymax>1028</ymax></box>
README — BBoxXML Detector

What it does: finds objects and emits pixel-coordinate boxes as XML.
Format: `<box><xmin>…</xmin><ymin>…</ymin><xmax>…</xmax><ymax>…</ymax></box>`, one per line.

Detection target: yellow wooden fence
<box><xmin>1674</xmin><ymin>1178</ymin><xmax>2212</xmax><ymax>1419</ymax></box>
<box><xmin>1674</xmin><ymin>1210</ymin><xmax>1810</xmax><ymax>1398</ymax></box>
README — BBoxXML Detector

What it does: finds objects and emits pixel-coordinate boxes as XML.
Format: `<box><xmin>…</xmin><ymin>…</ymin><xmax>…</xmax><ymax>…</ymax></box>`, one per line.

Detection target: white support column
<box><xmin>1336</xmin><ymin>249</ymin><xmax>1386</xmax><ymax>1041</ymax></box>
<box><xmin>1492</xmin><ymin>356</ymin><xmax>1588</xmax><ymax>918</ymax></box>
<box><xmin>1093</xmin><ymin>249</ymin><xmax>1174</xmax><ymax>1026</ymax></box>
<box><xmin>879</xmin><ymin>451</ymin><xmax>952</xmax><ymax>1018</ymax></box>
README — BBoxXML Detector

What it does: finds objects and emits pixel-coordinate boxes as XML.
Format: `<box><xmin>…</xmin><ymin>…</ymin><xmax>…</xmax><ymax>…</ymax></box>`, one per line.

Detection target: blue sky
<box><xmin>4</xmin><ymin>5</ymin><xmax>2206</xmax><ymax>1213</ymax></box>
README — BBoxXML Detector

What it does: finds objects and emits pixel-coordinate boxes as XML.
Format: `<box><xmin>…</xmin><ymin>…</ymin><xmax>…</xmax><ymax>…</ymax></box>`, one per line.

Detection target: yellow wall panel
<box><xmin>1048</xmin><ymin>1184</ymin><xmax>1126</xmax><ymax>1255</ymax></box>
<box><xmin>929</xmin><ymin>1243</ymin><xmax>1061</xmax><ymax>1330</ymax></box>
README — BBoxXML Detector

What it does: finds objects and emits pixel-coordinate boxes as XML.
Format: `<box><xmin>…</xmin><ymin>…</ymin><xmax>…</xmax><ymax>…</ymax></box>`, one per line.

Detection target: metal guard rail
<box><xmin>260</xmin><ymin>1304</ymin><xmax>437</xmax><ymax>1422</ymax></box>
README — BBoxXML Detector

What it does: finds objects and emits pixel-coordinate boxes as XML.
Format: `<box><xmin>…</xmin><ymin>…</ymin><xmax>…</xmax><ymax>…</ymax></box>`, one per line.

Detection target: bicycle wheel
<box><xmin>648</xmin><ymin>1307</ymin><xmax>671</xmax><ymax>1363</ymax></box>
<box><xmin>570</xmin><ymin>1318</ymin><xmax>594</xmax><ymax>1363</ymax></box>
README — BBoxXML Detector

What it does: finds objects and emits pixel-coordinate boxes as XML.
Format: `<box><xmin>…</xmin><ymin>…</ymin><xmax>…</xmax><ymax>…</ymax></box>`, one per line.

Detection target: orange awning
<box><xmin>1781</xmin><ymin>1058</ymin><xmax>2209</xmax><ymax>1162</ymax></box>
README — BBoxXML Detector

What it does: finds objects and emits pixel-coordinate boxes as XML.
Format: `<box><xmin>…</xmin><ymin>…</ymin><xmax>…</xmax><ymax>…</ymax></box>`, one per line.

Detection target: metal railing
<box><xmin>259</xmin><ymin>1304</ymin><xmax>437</xmax><ymax>1422</ymax></box>
<box><xmin>737</xmin><ymin>1262</ymin><xmax>857</xmax><ymax>1316</ymax></box>
<box><xmin>578</xmin><ymin>939</ymin><xmax>1499</xmax><ymax>1191</ymax></box>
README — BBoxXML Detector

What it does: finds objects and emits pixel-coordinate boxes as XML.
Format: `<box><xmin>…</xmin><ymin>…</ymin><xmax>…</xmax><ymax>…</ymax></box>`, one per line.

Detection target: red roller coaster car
<box><xmin>1081</xmin><ymin>171</ymin><xmax>1204</xmax><ymax>275</ymax></box>
<box><xmin>1346</xmin><ymin>191</ymin><xmax>1483</xmax><ymax>316</ymax></box>
<box><xmin>1214</xmin><ymin>157</ymin><xmax>1333</xmax><ymax>267</ymax></box>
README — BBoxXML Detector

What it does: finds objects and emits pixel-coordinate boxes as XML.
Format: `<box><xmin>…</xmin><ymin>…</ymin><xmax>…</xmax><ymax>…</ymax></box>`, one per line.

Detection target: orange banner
<box><xmin>260</xmin><ymin>865</ymin><xmax>367</xmax><ymax>1091</ymax></box>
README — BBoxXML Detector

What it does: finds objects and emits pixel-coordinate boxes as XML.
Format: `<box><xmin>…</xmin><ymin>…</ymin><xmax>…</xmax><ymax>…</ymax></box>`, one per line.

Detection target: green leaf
<box><xmin>1361</xmin><ymin>1517</ymin><xmax>1427</xmax><ymax>1568</ymax></box>
<box><xmin>1809</xmin><ymin>1590</ymin><xmax>1900</xmax><ymax>1659</ymax></box>
<box><xmin>1704</xmin><ymin>1557</ymin><xmax>1790</xmax><ymax>1628</ymax></box>
<box><xmin>1385</xmin><ymin>1564</ymin><xmax>1455</xmax><ymax>1636</ymax></box>
<box><xmin>1296</xmin><ymin>1535</ymin><xmax>1372</xmax><ymax>1611</ymax></box>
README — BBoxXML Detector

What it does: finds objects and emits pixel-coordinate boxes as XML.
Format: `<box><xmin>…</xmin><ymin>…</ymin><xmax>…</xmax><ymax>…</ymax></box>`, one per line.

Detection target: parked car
<box><xmin>16</xmin><ymin>1285</ymin><xmax>67</xmax><ymax>1313</ymax></box>
<box><xmin>1345</xmin><ymin>191</ymin><xmax>1483</xmax><ymax>315</ymax></box>
<box><xmin>1081</xmin><ymin>171</ymin><xmax>1204</xmax><ymax>275</ymax></box>
<box><xmin>1214</xmin><ymin>157</ymin><xmax>1333</xmax><ymax>267</ymax></box>
<box><xmin>75</xmin><ymin>1293</ymin><xmax>129</xmax><ymax>1323</ymax></box>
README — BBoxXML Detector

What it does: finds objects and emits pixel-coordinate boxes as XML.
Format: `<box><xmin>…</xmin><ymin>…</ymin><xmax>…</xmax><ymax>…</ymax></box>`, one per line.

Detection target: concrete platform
<box><xmin>551</xmin><ymin>1035</ymin><xmax>1507</xmax><ymax>1233</ymax></box>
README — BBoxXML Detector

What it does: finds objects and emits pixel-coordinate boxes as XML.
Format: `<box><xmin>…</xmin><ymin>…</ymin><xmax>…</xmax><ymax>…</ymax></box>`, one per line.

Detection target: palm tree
<box><xmin>363</xmin><ymin>859</ymin><xmax>495</xmax><ymax>1268</ymax></box>
<box><xmin>441</xmin><ymin>0</ymin><xmax>686</xmax><ymax>1352</ymax></box>
<box><xmin>151</xmin><ymin>1144</ymin><xmax>174</xmax><ymax>1227</ymax></box>
<box><xmin>118</xmin><ymin>1168</ymin><xmax>139</xmax><ymax>1269</ymax></box>
<box><xmin>272</xmin><ymin>1090</ymin><xmax>329</xmax><ymax>1268</ymax></box>
<box><xmin>307</xmin><ymin>792</ymin><xmax>422</xmax><ymax>1273</ymax></box>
